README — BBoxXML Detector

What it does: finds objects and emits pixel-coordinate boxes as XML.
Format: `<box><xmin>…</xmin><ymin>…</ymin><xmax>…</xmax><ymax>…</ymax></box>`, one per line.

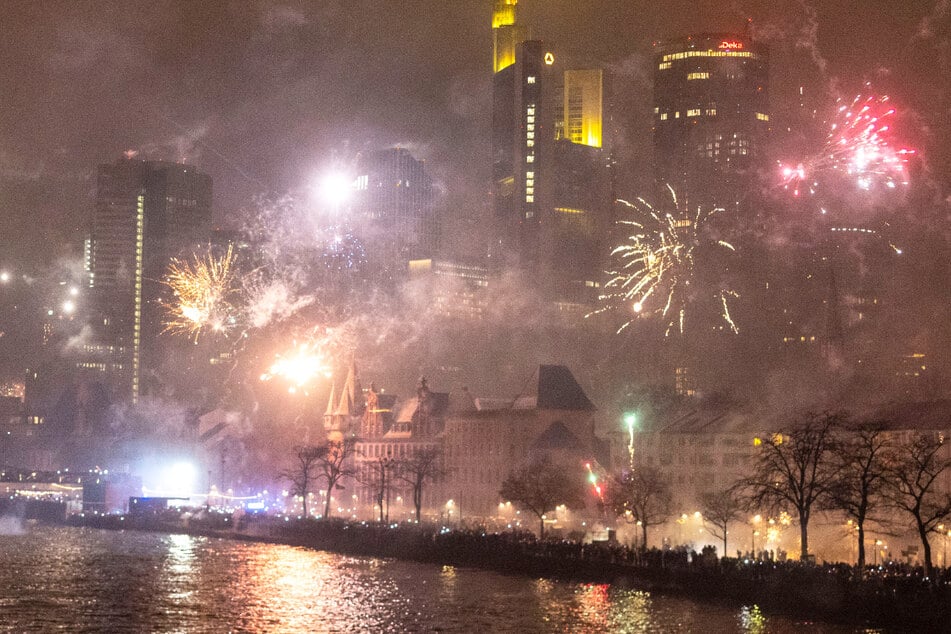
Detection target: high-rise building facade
<box><xmin>652</xmin><ymin>34</ymin><xmax>769</xmax><ymax>213</ymax></box>
<box><xmin>83</xmin><ymin>158</ymin><xmax>212</xmax><ymax>404</ymax></box>
<box><xmin>490</xmin><ymin>1</ymin><xmax>609</xmax><ymax>309</ymax></box>
<box><xmin>350</xmin><ymin>148</ymin><xmax>436</xmax><ymax>288</ymax></box>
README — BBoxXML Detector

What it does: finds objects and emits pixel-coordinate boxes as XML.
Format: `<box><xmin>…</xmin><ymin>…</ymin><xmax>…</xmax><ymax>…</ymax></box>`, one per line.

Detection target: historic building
<box><xmin>440</xmin><ymin>365</ymin><xmax>609</xmax><ymax>519</ymax></box>
<box><xmin>327</xmin><ymin>361</ymin><xmax>609</xmax><ymax>523</ymax></box>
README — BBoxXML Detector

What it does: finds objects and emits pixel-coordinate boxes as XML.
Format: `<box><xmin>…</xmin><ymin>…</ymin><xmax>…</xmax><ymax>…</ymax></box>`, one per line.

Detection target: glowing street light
<box><xmin>0</xmin><ymin>271</ymin><xmax>9</xmax><ymax>284</ymax></box>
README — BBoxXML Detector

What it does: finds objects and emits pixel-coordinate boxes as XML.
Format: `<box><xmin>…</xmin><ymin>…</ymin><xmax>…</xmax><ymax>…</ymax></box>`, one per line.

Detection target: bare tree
<box><xmin>499</xmin><ymin>455</ymin><xmax>588</xmax><ymax>538</ymax></box>
<box><xmin>607</xmin><ymin>466</ymin><xmax>673</xmax><ymax>551</ymax></box>
<box><xmin>825</xmin><ymin>422</ymin><xmax>892</xmax><ymax>573</ymax></box>
<box><xmin>313</xmin><ymin>439</ymin><xmax>358</xmax><ymax>519</ymax></box>
<box><xmin>886</xmin><ymin>433</ymin><xmax>951</xmax><ymax>580</ymax></box>
<box><xmin>396</xmin><ymin>446</ymin><xmax>445</xmax><ymax>523</ymax></box>
<box><xmin>699</xmin><ymin>487</ymin><xmax>744</xmax><ymax>557</ymax></box>
<box><xmin>358</xmin><ymin>455</ymin><xmax>398</xmax><ymax>523</ymax></box>
<box><xmin>739</xmin><ymin>412</ymin><xmax>840</xmax><ymax>560</ymax></box>
<box><xmin>280</xmin><ymin>445</ymin><xmax>323</xmax><ymax>518</ymax></box>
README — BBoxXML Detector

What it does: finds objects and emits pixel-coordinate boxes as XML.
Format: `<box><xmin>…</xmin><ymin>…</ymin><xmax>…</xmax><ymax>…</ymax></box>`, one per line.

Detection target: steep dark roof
<box><xmin>514</xmin><ymin>365</ymin><xmax>596</xmax><ymax>411</ymax></box>
<box><xmin>530</xmin><ymin>420</ymin><xmax>582</xmax><ymax>452</ymax></box>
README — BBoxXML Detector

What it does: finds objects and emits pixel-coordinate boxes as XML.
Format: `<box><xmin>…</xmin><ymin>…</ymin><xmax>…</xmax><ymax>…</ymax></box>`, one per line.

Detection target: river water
<box><xmin>0</xmin><ymin>525</ymin><xmax>859</xmax><ymax>632</ymax></box>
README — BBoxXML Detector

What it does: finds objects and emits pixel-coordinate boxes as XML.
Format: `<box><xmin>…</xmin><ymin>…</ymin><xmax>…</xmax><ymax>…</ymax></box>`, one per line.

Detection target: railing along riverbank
<box><xmin>65</xmin><ymin>512</ymin><xmax>950</xmax><ymax>632</ymax></box>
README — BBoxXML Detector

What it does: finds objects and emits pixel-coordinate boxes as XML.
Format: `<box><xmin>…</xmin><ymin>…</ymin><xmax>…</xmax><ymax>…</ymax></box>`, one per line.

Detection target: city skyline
<box><xmin>0</xmin><ymin>2</ymin><xmax>947</xmax><ymax>408</ymax></box>
<box><xmin>2</xmin><ymin>8</ymin><xmax>951</xmax><ymax>627</ymax></box>
<box><xmin>1</xmin><ymin>1</ymin><xmax>949</xmax><ymax>266</ymax></box>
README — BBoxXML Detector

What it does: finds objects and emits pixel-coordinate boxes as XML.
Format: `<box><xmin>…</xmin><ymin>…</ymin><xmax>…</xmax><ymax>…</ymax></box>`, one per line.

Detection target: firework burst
<box><xmin>779</xmin><ymin>89</ymin><xmax>915</xmax><ymax>197</ymax></box>
<box><xmin>591</xmin><ymin>186</ymin><xmax>738</xmax><ymax>336</ymax></box>
<box><xmin>259</xmin><ymin>340</ymin><xmax>332</xmax><ymax>395</ymax></box>
<box><xmin>162</xmin><ymin>244</ymin><xmax>238</xmax><ymax>341</ymax></box>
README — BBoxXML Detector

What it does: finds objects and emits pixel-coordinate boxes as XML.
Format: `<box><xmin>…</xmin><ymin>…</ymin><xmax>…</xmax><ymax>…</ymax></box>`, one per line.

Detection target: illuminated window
<box><xmin>687</xmin><ymin>109</ymin><xmax>700</xmax><ymax>117</ymax></box>
<box><xmin>756</xmin><ymin>112</ymin><xmax>769</xmax><ymax>121</ymax></box>
<box><xmin>675</xmin><ymin>111</ymin><xmax>680</xmax><ymax>118</ymax></box>
<box><xmin>527</xmin><ymin>115</ymin><xmax>535</xmax><ymax>123</ymax></box>
<box><xmin>527</xmin><ymin>76</ymin><xmax>536</xmax><ymax>84</ymax></box>
<box><xmin>705</xmin><ymin>108</ymin><xmax>717</xmax><ymax>116</ymax></box>
<box><xmin>658</xmin><ymin>62</ymin><xmax>672</xmax><ymax>70</ymax></box>
<box><xmin>526</xmin><ymin>155</ymin><xmax>534</xmax><ymax>163</ymax></box>
<box><xmin>659</xmin><ymin>113</ymin><xmax>668</xmax><ymax>121</ymax></box>
<box><xmin>687</xmin><ymin>72</ymin><xmax>710</xmax><ymax>80</ymax></box>
<box><xmin>526</xmin><ymin>123</ymin><xmax>534</xmax><ymax>131</ymax></box>
<box><xmin>662</xmin><ymin>50</ymin><xmax>756</xmax><ymax>63</ymax></box>
<box><xmin>526</xmin><ymin>171</ymin><xmax>534</xmax><ymax>178</ymax></box>
<box><xmin>527</xmin><ymin>106</ymin><xmax>535</xmax><ymax>115</ymax></box>
<box><xmin>526</xmin><ymin>195</ymin><xmax>534</xmax><ymax>202</ymax></box>
<box><xmin>526</xmin><ymin>131</ymin><xmax>534</xmax><ymax>139</ymax></box>
<box><xmin>525</xmin><ymin>187</ymin><xmax>534</xmax><ymax>195</ymax></box>
<box><xmin>525</xmin><ymin>211</ymin><xmax>534</xmax><ymax>218</ymax></box>
<box><xmin>526</xmin><ymin>139</ymin><xmax>534</xmax><ymax>147</ymax></box>
<box><xmin>525</xmin><ymin>179</ymin><xmax>534</xmax><ymax>187</ymax></box>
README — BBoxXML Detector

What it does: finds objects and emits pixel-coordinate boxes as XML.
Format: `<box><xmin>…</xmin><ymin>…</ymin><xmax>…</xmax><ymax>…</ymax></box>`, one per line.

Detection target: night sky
<box><xmin>2</xmin><ymin>0</ymin><xmax>949</xmax><ymax>268</ymax></box>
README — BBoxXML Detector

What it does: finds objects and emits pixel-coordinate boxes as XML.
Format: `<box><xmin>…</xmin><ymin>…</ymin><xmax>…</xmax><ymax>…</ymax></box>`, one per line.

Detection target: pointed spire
<box><xmin>334</xmin><ymin>355</ymin><xmax>363</xmax><ymax>416</ymax></box>
<box><xmin>324</xmin><ymin>382</ymin><xmax>337</xmax><ymax>417</ymax></box>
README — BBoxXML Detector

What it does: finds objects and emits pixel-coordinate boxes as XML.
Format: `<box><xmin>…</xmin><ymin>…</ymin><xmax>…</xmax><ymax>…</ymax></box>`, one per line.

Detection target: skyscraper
<box><xmin>490</xmin><ymin>1</ymin><xmax>609</xmax><ymax>309</ymax></box>
<box><xmin>350</xmin><ymin>148</ymin><xmax>436</xmax><ymax>288</ymax></box>
<box><xmin>652</xmin><ymin>34</ymin><xmax>769</xmax><ymax>214</ymax></box>
<box><xmin>83</xmin><ymin>157</ymin><xmax>212</xmax><ymax>404</ymax></box>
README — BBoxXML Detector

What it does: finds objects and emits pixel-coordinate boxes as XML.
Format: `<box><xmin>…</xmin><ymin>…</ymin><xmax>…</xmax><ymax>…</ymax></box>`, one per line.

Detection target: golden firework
<box><xmin>162</xmin><ymin>244</ymin><xmax>238</xmax><ymax>341</ymax></box>
<box><xmin>591</xmin><ymin>186</ymin><xmax>738</xmax><ymax>336</ymax></box>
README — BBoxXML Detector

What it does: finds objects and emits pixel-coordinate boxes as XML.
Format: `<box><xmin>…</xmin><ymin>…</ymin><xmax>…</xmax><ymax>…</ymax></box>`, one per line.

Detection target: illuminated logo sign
<box><xmin>544</xmin><ymin>52</ymin><xmax>555</xmax><ymax>65</ymax></box>
<box><xmin>718</xmin><ymin>40</ymin><xmax>744</xmax><ymax>50</ymax></box>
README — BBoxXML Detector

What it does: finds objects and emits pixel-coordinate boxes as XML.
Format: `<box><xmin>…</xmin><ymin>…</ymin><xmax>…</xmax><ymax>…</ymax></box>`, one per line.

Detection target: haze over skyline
<box><xmin>2</xmin><ymin>1</ymin><xmax>949</xmax><ymax>268</ymax></box>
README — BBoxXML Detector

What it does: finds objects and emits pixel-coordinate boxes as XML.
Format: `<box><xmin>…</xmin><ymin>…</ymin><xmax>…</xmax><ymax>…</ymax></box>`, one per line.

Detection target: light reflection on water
<box><xmin>0</xmin><ymin>526</ymin><xmax>856</xmax><ymax>633</ymax></box>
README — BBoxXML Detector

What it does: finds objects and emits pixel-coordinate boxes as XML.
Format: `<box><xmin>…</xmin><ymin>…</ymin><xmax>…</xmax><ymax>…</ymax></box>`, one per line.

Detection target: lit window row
<box><xmin>525</xmin><ymin>104</ymin><xmax>536</xmax><ymax>181</ymax></box>
<box><xmin>782</xmin><ymin>336</ymin><xmax>816</xmax><ymax>343</ymax></box>
<box><xmin>660</xmin><ymin>108</ymin><xmax>719</xmax><ymax>120</ymax></box>
<box><xmin>687</xmin><ymin>72</ymin><xmax>710</xmax><ymax>80</ymax></box>
<box><xmin>830</xmin><ymin>227</ymin><xmax>877</xmax><ymax>234</ymax></box>
<box><xmin>756</xmin><ymin>112</ymin><xmax>769</xmax><ymax>121</ymax></box>
<box><xmin>661</xmin><ymin>50</ymin><xmax>756</xmax><ymax>63</ymax></box>
<box><xmin>527</xmin><ymin>75</ymin><xmax>536</xmax><ymax>84</ymax></box>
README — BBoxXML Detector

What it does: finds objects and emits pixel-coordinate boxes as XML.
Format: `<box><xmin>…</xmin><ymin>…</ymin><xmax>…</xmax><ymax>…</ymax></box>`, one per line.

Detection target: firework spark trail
<box><xmin>590</xmin><ymin>186</ymin><xmax>739</xmax><ymax>336</ymax></box>
<box><xmin>779</xmin><ymin>90</ymin><xmax>915</xmax><ymax>197</ymax></box>
<box><xmin>162</xmin><ymin>244</ymin><xmax>238</xmax><ymax>341</ymax></box>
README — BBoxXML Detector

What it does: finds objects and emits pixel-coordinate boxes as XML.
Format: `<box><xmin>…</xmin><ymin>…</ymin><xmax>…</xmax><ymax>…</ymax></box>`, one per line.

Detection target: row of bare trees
<box><xmin>739</xmin><ymin>412</ymin><xmax>951</xmax><ymax>578</ymax></box>
<box><xmin>280</xmin><ymin>440</ymin><xmax>445</xmax><ymax>523</ymax></box>
<box><xmin>497</xmin><ymin>413</ymin><xmax>951</xmax><ymax>579</ymax></box>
